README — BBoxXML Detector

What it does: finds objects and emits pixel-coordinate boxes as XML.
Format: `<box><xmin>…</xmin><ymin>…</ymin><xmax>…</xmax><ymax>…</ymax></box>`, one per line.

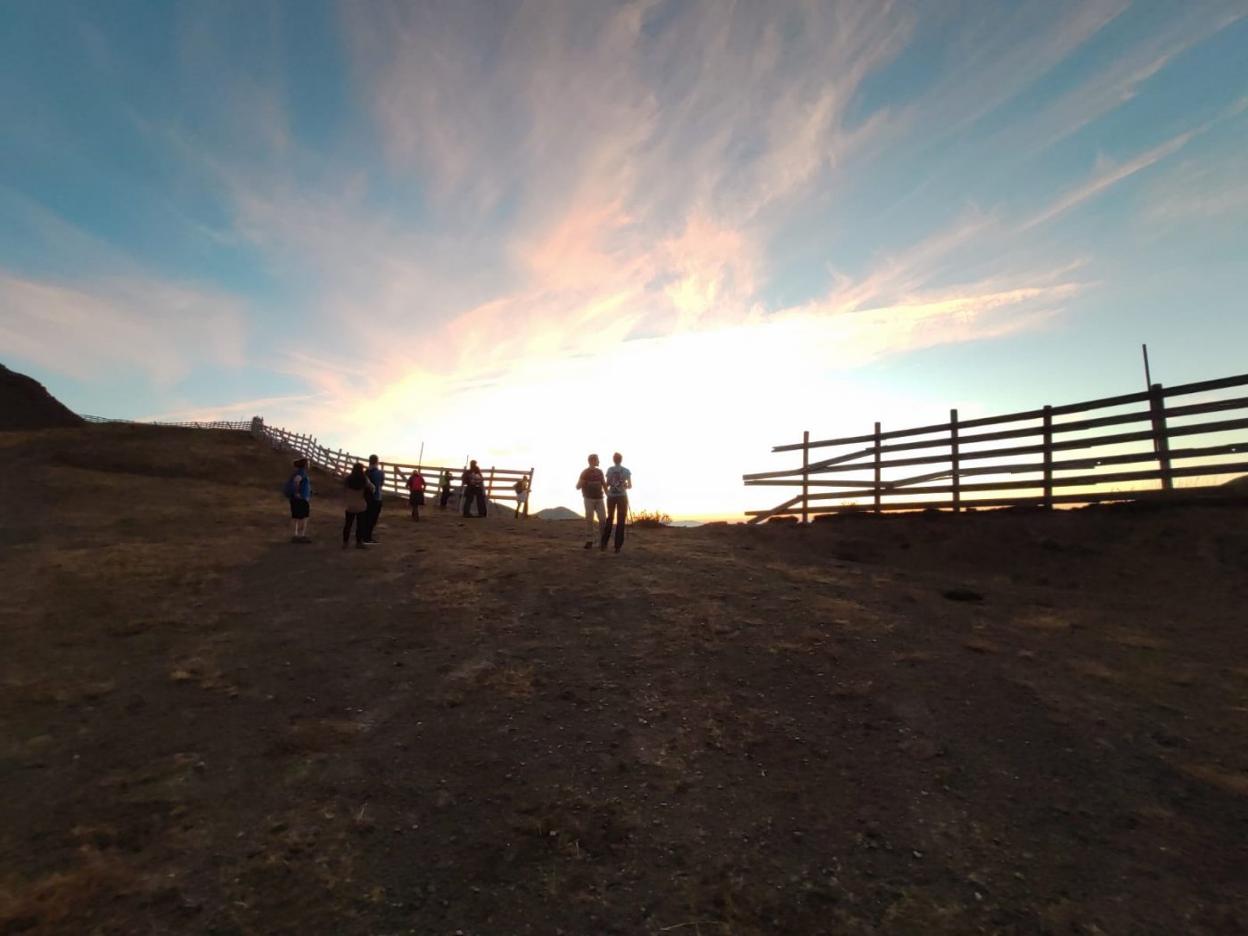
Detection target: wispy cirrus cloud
<box><xmin>0</xmin><ymin>271</ymin><xmax>248</xmax><ymax>385</ymax></box>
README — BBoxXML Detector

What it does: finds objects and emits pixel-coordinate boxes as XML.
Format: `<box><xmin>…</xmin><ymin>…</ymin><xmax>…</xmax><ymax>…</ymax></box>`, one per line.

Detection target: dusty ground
<box><xmin>1</xmin><ymin>424</ymin><xmax>1246</xmax><ymax>935</ymax></box>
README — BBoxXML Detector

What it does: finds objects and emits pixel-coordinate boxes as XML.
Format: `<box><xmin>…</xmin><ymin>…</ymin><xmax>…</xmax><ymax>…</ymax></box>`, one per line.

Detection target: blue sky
<box><xmin>1</xmin><ymin>1</ymin><xmax>1246</xmax><ymax>516</ymax></box>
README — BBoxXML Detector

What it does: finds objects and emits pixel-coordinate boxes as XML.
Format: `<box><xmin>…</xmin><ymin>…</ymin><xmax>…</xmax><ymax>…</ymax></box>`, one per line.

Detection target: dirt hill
<box><xmin>1</xmin><ymin>423</ymin><xmax>1246</xmax><ymax>934</ymax></box>
<box><xmin>0</xmin><ymin>364</ymin><xmax>83</xmax><ymax>430</ymax></box>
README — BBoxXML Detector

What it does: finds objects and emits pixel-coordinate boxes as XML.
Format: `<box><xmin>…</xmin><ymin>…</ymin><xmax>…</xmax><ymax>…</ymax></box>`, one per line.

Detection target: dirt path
<box><xmin>2</xmin><ymin>426</ymin><xmax>1247</xmax><ymax>934</ymax></box>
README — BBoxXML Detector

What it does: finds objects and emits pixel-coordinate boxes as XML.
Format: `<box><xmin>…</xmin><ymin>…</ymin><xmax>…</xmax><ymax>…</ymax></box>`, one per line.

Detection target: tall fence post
<box><xmin>801</xmin><ymin>430</ymin><xmax>810</xmax><ymax>525</ymax></box>
<box><xmin>1042</xmin><ymin>405</ymin><xmax>1053</xmax><ymax>510</ymax></box>
<box><xmin>950</xmin><ymin>409</ymin><xmax>961</xmax><ymax>513</ymax></box>
<box><xmin>873</xmin><ymin>421</ymin><xmax>882</xmax><ymax>514</ymax></box>
<box><xmin>1149</xmin><ymin>383</ymin><xmax>1173</xmax><ymax>492</ymax></box>
<box><xmin>526</xmin><ymin>467</ymin><xmax>534</xmax><ymax>517</ymax></box>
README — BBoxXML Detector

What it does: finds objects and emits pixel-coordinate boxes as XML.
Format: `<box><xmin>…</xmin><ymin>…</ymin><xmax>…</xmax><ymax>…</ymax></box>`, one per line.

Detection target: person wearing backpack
<box><xmin>602</xmin><ymin>452</ymin><xmax>632</xmax><ymax>552</ymax></box>
<box><xmin>407</xmin><ymin>469</ymin><xmax>427</xmax><ymax>521</ymax></box>
<box><xmin>576</xmin><ymin>453</ymin><xmax>607</xmax><ymax>549</ymax></box>
<box><xmin>342</xmin><ymin>462</ymin><xmax>375</xmax><ymax>549</ymax></box>
<box><xmin>285</xmin><ymin>458</ymin><xmax>312</xmax><ymax>543</ymax></box>
<box><xmin>461</xmin><ymin>460</ymin><xmax>487</xmax><ymax>518</ymax></box>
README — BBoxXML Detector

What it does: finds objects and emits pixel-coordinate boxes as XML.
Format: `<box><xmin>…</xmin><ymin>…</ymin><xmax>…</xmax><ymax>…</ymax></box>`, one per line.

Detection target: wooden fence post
<box><xmin>950</xmin><ymin>409</ymin><xmax>961</xmax><ymax>513</ymax></box>
<box><xmin>873</xmin><ymin>421</ymin><xmax>882</xmax><ymax>514</ymax></box>
<box><xmin>488</xmin><ymin>466</ymin><xmax>496</xmax><ymax>500</ymax></box>
<box><xmin>1149</xmin><ymin>383</ymin><xmax>1173</xmax><ymax>492</ymax></box>
<box><xmin>801</xmin><ymin>430</ymin><xmax>809</xmax><ymax>526</ymax></box>
<box><xmin>526</xmin><ymin>467</ymin><xmax>534</xmax><ymax>517</ymax></box>
<box><xmin>1042</xmin><ymin>405</ymin><xmax>1053</xmax><ymax>510</ymax></box>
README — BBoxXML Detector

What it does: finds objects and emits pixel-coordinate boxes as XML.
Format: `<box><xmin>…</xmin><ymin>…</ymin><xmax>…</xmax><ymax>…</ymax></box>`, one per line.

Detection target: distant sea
<box><xmin>668</xmin><ymin>520</ymin><xmax>703</xmax><ymax>528</ymax></box>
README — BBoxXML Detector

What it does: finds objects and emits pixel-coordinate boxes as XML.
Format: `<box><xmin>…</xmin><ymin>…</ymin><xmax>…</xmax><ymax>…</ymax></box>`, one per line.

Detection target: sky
<box><xmin>1</xmin><ymin>1</ymin><xmax>1246</xmax><ymax>519</ymax></box>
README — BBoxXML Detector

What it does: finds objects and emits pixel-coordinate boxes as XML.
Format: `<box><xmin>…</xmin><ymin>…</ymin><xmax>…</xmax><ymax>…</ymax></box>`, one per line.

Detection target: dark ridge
<box><xmin>0</xmin><ymin>364</ymin><xmax>83</xmax><ymax>430</ymax></box>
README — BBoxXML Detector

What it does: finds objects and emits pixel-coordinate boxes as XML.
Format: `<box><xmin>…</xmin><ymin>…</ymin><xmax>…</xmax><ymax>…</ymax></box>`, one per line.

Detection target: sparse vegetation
<box><xmin>1</xmin><ymin>423</ymin><xmax>1246</xmax><ymax>933</ymax></box>
<box><xmin>630</xmin><ymin>508</ymin><xmax>671</xmax><ymax>527</ymax></box>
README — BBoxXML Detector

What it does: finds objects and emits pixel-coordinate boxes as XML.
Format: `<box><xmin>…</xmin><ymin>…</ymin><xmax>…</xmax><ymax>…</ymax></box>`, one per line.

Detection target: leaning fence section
<box><xmin>80</xmin><ymin>413</ymin><xmax>535</xmax><ymax>511</ymax></box>
<box><xmin>742</xmin><ymin>373</ymin><xmax>1248</xmax><ymax>524</ymax></box>
<box><xmin>253</xmin><ymin>420</ymin><xmax>534</xmax><ymax>510</ymax></box>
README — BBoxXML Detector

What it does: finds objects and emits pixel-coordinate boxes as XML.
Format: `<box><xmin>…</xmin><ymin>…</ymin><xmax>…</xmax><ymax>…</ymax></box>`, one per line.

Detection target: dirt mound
<box><xmin>0</xmin><ymin>363</ymin><xmax>82</xmax><ymax>430</ymax></box>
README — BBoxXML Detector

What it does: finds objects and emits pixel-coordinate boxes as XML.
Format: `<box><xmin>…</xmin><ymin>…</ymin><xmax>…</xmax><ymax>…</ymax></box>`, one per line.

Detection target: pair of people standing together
<box><xmin>342</xmin><ymin>455</ymin><xmax>386</xmax><ymax>548</ymax></box>
<box><xmin>576</xmin><ymin>453</ymin><xmax>632</xmax><ymax>552</ymax></box>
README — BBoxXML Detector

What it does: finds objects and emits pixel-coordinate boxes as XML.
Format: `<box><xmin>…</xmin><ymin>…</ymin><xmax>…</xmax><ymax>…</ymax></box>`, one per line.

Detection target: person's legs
<box><xmin>585</xmin><ymin>498</ymin><xmax>606</xmax><ymax>547</ymax></box>
<box><xmin>342</xmin><ymin>511</ymin><xmax>354</xmax><ymax>547</ymax></box>
<box><xmin>462</xmin><ymin>487</ymin><xmax>472</xmax><ymax>517</ymax></box>
<box><xmin>606</xmin><ymin>496</ymin><xmax>627</xmax><ymax>551</ymax></box>
<box><xmin>476</xmin><ymin>488</ymin><xmax>487</xmax><ymax>517</ymax></box>
<box><xmin>369</xmin><ymin>499</ymin><xmax>383</xmax><ymax>540</ymax></box>
<box><xmin>600</xmin><ymin>501</ymin><xmax>614</xmax><ymax>549</ymax></box>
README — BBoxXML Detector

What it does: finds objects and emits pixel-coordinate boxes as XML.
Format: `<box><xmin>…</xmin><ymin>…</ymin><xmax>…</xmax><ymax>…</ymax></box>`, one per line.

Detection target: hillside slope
<box><xmin>0</xmin><ymin>363</ymin><xmax>83</xmax><ymax>430</ymax></box>
<box><xmin>1</xmin><ymin>424</ymin><xmax>1246</xmax><ymax>934</ymax></box>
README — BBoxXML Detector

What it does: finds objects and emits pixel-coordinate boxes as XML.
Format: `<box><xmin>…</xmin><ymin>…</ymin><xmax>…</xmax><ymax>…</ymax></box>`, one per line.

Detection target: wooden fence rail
<box><xmin>80</xmin><ymin>414</ymin><xmax>535</xmax><ymax>511</ymax></box>
<box><xmin>742</xmin><ymin>373</ymin><xmax>1248</xmax><ymax>524</ymax></box>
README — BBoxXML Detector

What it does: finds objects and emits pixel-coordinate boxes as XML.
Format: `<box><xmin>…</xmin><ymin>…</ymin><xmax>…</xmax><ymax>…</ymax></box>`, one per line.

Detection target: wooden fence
<box><xmin>81</xmin><ymin>413</ymin><xmax>535</xmax><ymax>511</ymax></box>
<box><xmin>81</xmin><ymin>415</ymin><xmax>254</xmax><ymax>431</ymax></box>
<box><xmin>743</xmin><ymin>373</ymin><xmax>1248</xmax><ymax>524</ymax></box>
<box><xmin>256</xmin><ymin>420</ymin><xmax>534</xmax><ymax>510</ymax></box>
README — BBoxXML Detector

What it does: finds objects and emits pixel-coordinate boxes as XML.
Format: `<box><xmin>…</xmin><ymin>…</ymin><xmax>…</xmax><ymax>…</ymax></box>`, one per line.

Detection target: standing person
<box><xmin>407</xmin><ymin>469</ymin><xmax>426</xmax><ymax>521</ymax></box>
<box><xmin>461</xmin><ymin>460</ymin><xmax>487</xmax><ymax>518</ymax></box>
<box><xmin>602</xmin><ymin>452</ymin><xmax>632</xmax><ymax>552</ymax></box>
<box><xmin>342</xmin><ymin>463</ymin><xmax>375</xmax><ymax>549</ymax></box>
<box><xmin>438</xmin><ymin>469</ymin><xmax>453</xmax><ymax>510</ymax></box>
<box><xmin>576</xmin><ymin>453</ymin><xmax>607</xmax><ymax>550</ymax></box>
<box><xmin>363</xmin><ymin>454</ymin><xmax>385</xmax><ymax>543</ymax></box>
<box><xmin>513</xmin><ymin>476</ymin><xmax>530</xmax><ymax>519</ymax></box>
<box><xmin>286</xmin><ymin>458</ymin><xmax>312</xmax><ymax>543</ymax></box>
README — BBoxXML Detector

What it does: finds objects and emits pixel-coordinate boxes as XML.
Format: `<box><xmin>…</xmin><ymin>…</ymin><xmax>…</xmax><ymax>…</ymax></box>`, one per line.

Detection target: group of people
<box><xmin>284</xmin><ymin>455</ymin><xmax>535</xmax><ymax>546</ymax></box>
<box><xmin>576</xmin><ymin>452</ymin><xmax>632</xmax><ymax>552</ymax></box>
<box><xmin>285</xmin><ymin>452</ymin><xmax>635</xmax><ymax>552</ymax></box>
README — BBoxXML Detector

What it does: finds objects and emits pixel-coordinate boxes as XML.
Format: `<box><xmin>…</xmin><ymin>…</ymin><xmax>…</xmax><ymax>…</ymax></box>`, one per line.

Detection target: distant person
<box><xmin>285</xmin><ymin>458</ymin><xmax>312</xmax><ymax>543</ymax></box>
<box><xmin>576</xmin><ymin>453</ymin><xmax>607</xmax><ymax>550</ymax></box>
<box><xmin>438</xmin><ymin>469</ymin><xmax>453</xmax><ymax>510</ymax></box>
<box><xmin>342</xmin><ymin>462</ymin><xmax>375</xmax><ymax>549</ymax></box>
<box><xmin>462</xmin><ymin>460</ymin><xmax>487</xmax><ymax>518</ymax></box>
<box><xmin>407</xmin><ymin>469</ymin><xmax>426</xmax><ymax>521</ymax></box>
<box><xmin>513</xmin><ymin>476</ymin><xmax>530</xmax><ymax>519</ymax></box>
<box><xmin>602</xmin><ymin>452</ymin><xmax>632</xmax><ymax>552</ymax></box>
<box><xmin>363</xmin><ymin>454</ymin><xmax>385</xmax><ymax>543</ymax></box>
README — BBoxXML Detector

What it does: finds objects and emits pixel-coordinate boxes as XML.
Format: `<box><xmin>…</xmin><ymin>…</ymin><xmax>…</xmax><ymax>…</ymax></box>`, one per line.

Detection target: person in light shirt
<box><xmin>602</xmin><ymin>452</ymin><xmax>632</xmax><ymax>552</ymax></box>
<box><xmin>575</xmin><ymin>453</ymin><xmax>607</xmax><ymax>550</ymax></box>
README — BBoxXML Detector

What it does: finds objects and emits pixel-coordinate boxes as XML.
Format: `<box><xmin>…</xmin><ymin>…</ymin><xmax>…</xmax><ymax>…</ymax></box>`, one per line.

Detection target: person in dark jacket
<box><xmin>288</xmin><ymin>458</ymin><xmax>312</xmax><ymax>543</ymax></box>
<box><xmin>363</xmin><ymin>454</ymin><xmax>385</xmax><ymax>543</ymax></box>
<box><xmin>461</xmin><ymin>460</ymin><xmax>487</xmax><ymax>518</ymax></box>
<box><xmin>343</xmin><ymin>463</ymin><xmax>375</xmax><ymax>549</ymax></box>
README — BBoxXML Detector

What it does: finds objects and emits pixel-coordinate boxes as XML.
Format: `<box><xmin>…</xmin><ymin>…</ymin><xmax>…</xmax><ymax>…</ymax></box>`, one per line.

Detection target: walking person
<box><xmin>342</xmin><ymin>463</ymin><xmax>375</xmax><ymax>549</ymax></box>
<box><xmin>407</xmin><ymin>469</ymin><xmax>427</xmax><ymax>521</ymax></box>
<box><xmin>461</xmin><ymin>460</ymin><xmax>487</xmax><ymax>517</ymax></box>
<box><xmin>363</xmin><ymin>454</ymin><xmax>385</xmax><ymax>543</ymax></box>
<box><xmin>438</xmin><ymin>469</ymin><xmax>453</xmax><ymax>510</ymax></box>
<box><xmin>576</xmin><ymin>453</ymin><xmax>607</xmax><ymax>550</ymax></box>
<box><xmin>286</xmin><ymin>458</ymin><xmax>312</xmax><ymax>542</ymax></box>
<box><xmin>602</xmin><ymin>452</ymin><xmax>632</xmax><ymax>552</ymax></box>
<box><xmin>513</xmin><ymin>476</ymin><xmax>530</xmax><ymax>519</ymax></box>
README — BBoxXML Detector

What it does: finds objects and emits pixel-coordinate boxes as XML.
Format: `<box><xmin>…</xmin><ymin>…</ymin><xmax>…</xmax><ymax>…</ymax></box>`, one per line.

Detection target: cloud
<box><xmin>0</xmin><ymin>270</ymin><xmax>248</xmax><ymax>385</ymax></box>
<box><xmin>1021</xmin><ymin>126</ymin><xmax>1205</xmax><ymax>231</ymax></box>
